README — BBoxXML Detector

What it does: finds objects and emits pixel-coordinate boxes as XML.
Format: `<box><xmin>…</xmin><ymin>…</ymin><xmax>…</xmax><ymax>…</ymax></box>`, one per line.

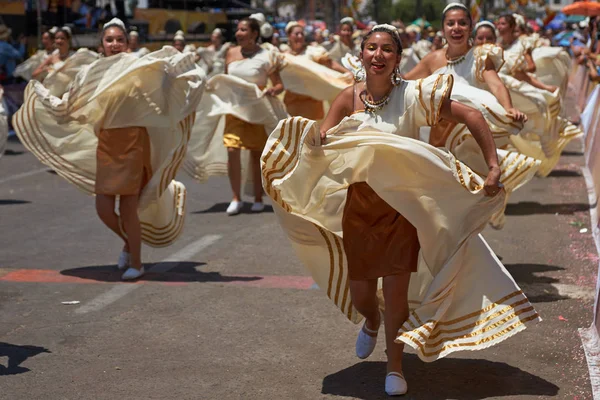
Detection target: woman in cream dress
<box><xmin>403</xmin><ymin>4</ymin><xmax>537</xmax><ymax>229</ymax></box>
<box><xmin>127</xmin><ymin>30</ymin><xmax>150</xmax><ymax>58</ymax></box>
<box><xmin>496</xmin><ymin>14</ymin><xmax>558</xmax><ymax>93</ymax></box>
<box><xmin>14</xmin><ymin>29</ymin><xmax>55</xmax><ymax>81</ymax></box>
<box><xmin>31</xmin><ymin>27</ymin><xmax>98</xmax><ymax>97</ymax></box>
<box><xmin>493</xmin><ymin>14</ymin><xmax>582</xmax><ymax>176</ymax></box>
<box><xmin>185</xmin><ymin>17</ymin><xmax>285</xmax><ymax>216</ymax></box>
<box><xmin>14</xmin><ymin>18</ymin><xmax>205</xmax><ymax>280</ymax></box>
<box><xmin>262</xmin><ymin>25</ymin><xmax>539</xmax><ymax>396</ymax></box>
<box><xmin>196</xmin><ymin>28</ymin><xmax>232</xmax><ymax>77</ymax></box>
<box><xmin>325</xmin><ymin>17</ymin><xmax>360</xmax><ymax>64</ymax></box>
<box><xmin>281</xmin><ymin>21</ymin><xmax>352</xmax><ymax>121</ymax></box>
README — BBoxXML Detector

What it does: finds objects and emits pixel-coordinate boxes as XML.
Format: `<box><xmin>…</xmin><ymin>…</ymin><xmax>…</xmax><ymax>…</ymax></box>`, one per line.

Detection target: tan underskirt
<box><xmin>222</xmin><ymin>115</ymin><xmax>268</xmax><ymax>151</ymax></box>
<box><xmin>95</xmin><ymin>126</ymin><xmax>152</xmax><ymax>196</ymax></box>
<box><xmin>342</xmin><ymin>182</ymin><xmax>420</xmax><ymax>281</ymax></box>
<box><xmin>283</xmin><ymin>91</ymin><xmax>325</xmax><ymax>121</ymax></box>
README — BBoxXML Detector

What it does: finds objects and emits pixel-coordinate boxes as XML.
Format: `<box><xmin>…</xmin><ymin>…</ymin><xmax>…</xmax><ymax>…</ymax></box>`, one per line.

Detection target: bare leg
<box><xmin>382</xmin><ymin>272</ymin><xmax>411</xmax><ymax>374</ymax></box>
<box><xmin>227</xmin><ymin>147</ymin><xmax>242</xmax><ymax>202</ymax></box>
<box><xmin>349</xmin><ymin>279</ymin><xmax>381</xmax><ymax>334</ymax></box>
<box><xmin>95</xmin><ymin>194</ymin><xmax>128</xmax><ymax>251</ymax></box>
<box><xmin>119</xmin><ymin>195</ymin><xmax>142</xmax><ymax>269</ymax></box>
<box><xmin>250</xmin><ymin>150</ymin><xmax>263</xmax><ymax>203</ymax></box>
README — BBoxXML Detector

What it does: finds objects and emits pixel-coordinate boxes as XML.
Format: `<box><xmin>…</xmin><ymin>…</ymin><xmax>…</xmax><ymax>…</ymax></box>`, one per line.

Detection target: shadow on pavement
<box><xmin>3</xmin><ymin>149</ymin><xmax>24</xmax><ymax>156</ymax></box>
<box><xmin>561</xmin><ymin>150</ymin><xmax>584</xmax><ymax>157</ymax></box>
<box><xmin>547</xmin><ymin>170</ymin><xmax>582</xmax><ymax>178</ymax></box>
<box><xmin>61</xmin><ymin>261</ymin><xmax>261</xmax><ymax>284</ymax></box>
<box><xmin>0</xmin><ymin>343</ymin><xmax>51</xmax><ymax>376</ymax></box>
<box><xmin>504</xmin><ymin>263</ymin><xmax>568</xmax><ymax>303</ymax></box>
<box><xmin>322</xmin><ymin>357</ymin><xmax>559</xmax><ymax>399</ymax></box>
<box><xmin>505</xmin><ymin>201</ymin><xmax>589</xmax><ymax>216</ymax></box>
<box><xmin>0</xmin><ymin>200</ymin><xmax>30</xmax><ymax>206</ymax></box>
<box><xmin>192</xmin><ymin>202</ymin><xmax>274</xmax><ymax>214</ymax></box>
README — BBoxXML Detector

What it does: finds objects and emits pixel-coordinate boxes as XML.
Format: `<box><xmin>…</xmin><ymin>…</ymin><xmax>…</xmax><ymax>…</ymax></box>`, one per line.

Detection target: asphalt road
<box><xmin>0</xmin><ymin>135</ymin><xmax>596</xmax><ymax>399</ymax></box>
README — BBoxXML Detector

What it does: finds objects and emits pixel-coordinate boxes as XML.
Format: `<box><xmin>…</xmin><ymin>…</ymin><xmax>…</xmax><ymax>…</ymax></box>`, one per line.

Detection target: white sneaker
<box><xmin>226</xmin><ymin>200</ymin><xmax>243</xmax><ymax>215</ymax></box>
<box><xmin>251</xmin><ymin>202</ymin><xmax>265</xmax><ymax>213</ymax></box>
<box><xmin>121</xmin><ymin>267</ymin><xmax>145</xmax><ymax>281</ymax></box>
<box><xmin>117</xmin><ymin>251</ymin><xmax>130</xmax><ymax>270</ymax></box>
<box><xmin>356</xmin><ymin>311</ymin><xmax>382</xmax><ymax>359</ymax></box>
<box><xmin>385</xmin><ymin>372</ymin><xmax>408</xmax><ymax>396</ymax></box>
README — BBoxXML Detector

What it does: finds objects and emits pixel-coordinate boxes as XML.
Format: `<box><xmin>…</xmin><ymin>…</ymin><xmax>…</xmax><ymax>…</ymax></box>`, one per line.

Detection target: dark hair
<box><xmin>239</xmin><ymin>17</ymin><xmax>261</xmax><ymax>42</ymax></box>
<box><xmin>442</xmin><ymin>5</ymin><xmax>472</xmax><ymax>27</ymax></box>
<box><xmin>360</xmin><ymin>27</ymin><xmax>403</xmax><ymax>56</ymax></box>
<box><xmin>498</xmin><ymin>13</ymin><xmax>516</xmax><ymax>29</ymax></box>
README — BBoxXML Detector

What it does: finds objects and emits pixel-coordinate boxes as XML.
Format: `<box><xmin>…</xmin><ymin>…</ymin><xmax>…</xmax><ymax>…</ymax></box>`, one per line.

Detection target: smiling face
<box><xmin>443</xmin><ymin>9</ymin><xmax>472</xmax><ymax>47</ymax></box>
<box><xmin>173</xmin><ymin>39</ymin><xmax>185</xmax><ymax>52</ymax></box>
<box><xmin>289</xmin><ymin>26</ymin><xmax>305</xmax><ymax>50</ymax></box>
<box><xmin>42</xmin><ymin>32</ymin><xmax>54</xmax><ymax>51</ymax></box>
<box><xmin>54</xmin><ymin>31</ymin><xmax>70</xmax><ymax>54</ymax></box>
<box><xmin>474</xmin><ymin>26</ymin><xmax>496</xmax><ymax>45</ymax></box>
<box><xmin>340</xmin><ymin>23</ymin><xmax>353</xmax><ymax>42</ymax></box>
<box><xmin>496</xmin><ymin>16</ymin><xmax>513</xmax><ymax>36</ymax></box>
<box><xmin>211</xmin><ymin>32</ymin><xmax>222</xmax><ymax>47</ymax></box>
<box><xmin>102</xmin><ymin>26</ymin><xmax>128</xmax><ymax>57</ymax></box>
<box><xmin>360</xmin><ymin>32</ymin><xmax>401</xmax><ymax>79</ymax></box>
<box><xmin>129</xmin><ymin>34</ymin><xmax>139</xmax><ymax>50</ymax></box>
<box><xmin>235</xmin><ymin>20</ymin><xmax>258</xmax><ymax>47</ymax></box>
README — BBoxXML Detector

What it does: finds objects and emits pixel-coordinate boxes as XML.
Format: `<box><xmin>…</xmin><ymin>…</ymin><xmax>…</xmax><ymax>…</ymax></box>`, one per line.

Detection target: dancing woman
<box><xmin>402</xmin><ymin>3</ymin><xmax>540</xmax><ymax>228</ymax></box>
<box><xmin>495</xmin><ymin>14</ymin><xmax>557</xmax><ymax>93</ymax></box>
<box><xmin>282</xmin><ymin>21</ymin><xmax>351</xmax><ymax>120</ymax></box>
<box><xmin>14</xmin><ymin>18</ymin><xmax>205</xmax><ymax>280</ymax></box>
<box><xmin>480</xmin><ymin>16</ymin><xmax>582</xmax><ymax>176</ymax></box>
<box><xmin>326</xmin><ymin>17</ymin><xmax>360</xmax><ymax>64</ymax></box>
<box><xmin>31</xmin><ymin>27</ymin><xmax>98</xmax><ymax>96</ymax></box>
<box><xmin>196</xmin><ymin>28</ymin><xmax>232</xmax><ymax>77</ymax></box>
<box><xmin>127</xmin><ymin>30</ymin><xmax>150</xmax><ymax>57</ymax></box>
<box><xmin>262</xmin><ymin>24</ymin><xmax>539</xmax><ymax>396</ymax></box>
<box><xmin>220</xmin><ymin>17</ymin><xmax>284</xmax><ymax>215</ymax></box>
<box><xmin>14</xmin><ymin>29</ymin><xmax>55</xmax><ymax>81</ymax></box>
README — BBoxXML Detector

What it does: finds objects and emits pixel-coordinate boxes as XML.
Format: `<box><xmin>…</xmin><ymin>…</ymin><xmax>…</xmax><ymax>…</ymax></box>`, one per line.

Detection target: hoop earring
<box><xmin>391</xmin><ymin>67</ymin><xmax>402</xmax><ymax>86</ymax></box>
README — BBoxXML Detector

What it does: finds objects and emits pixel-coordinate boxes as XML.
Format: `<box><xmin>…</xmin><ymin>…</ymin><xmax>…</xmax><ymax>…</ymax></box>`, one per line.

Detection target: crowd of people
<box><xmin>1</xmin><ymin>2</ymin><xmax>598</xmax><ymax>396</ymax></box>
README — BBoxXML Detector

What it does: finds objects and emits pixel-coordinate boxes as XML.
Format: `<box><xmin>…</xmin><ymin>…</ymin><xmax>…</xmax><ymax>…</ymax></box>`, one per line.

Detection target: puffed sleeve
<box><xmin>474</xmin><ymin>44</ymin><xmax>505</xmax><ymax>82</ymax></box>
<box><xmin>305</xmin><ymin>45</ymin><xmax>330</xmax><ymax>64</ymax></box>
<box><xmin>267</xmin><ymin>47</ymin><xmax>286</xmax><ymax>74</ymax></box>
<box><xmin>410</xmin><ymin>73</ymin><xmax>455</xmax><ymax>127</ymax></box>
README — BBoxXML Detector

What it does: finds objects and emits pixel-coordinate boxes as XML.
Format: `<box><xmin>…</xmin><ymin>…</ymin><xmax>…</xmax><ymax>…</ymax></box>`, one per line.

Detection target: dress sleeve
<box><xmin>267</xmin><ymin>47</ymin><xmax>285</xmax><ymax>74</ymax></box>
<box><xmin>474</xmin><ymin>44</ymin><xmax>505</xmax><ymax>82</ymax></box>
<box><xmin>411</xmin><ymin>74</ymin><xmax>454</xmax><ymax>127</ymax></box>
<box><xmin>306</xmin><ymin>45</ymin><xmax>330</xmax><ymax>64</ymax></box>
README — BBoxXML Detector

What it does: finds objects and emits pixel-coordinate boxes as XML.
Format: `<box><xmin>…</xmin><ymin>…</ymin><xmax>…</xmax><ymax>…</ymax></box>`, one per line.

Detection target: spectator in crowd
<box><xmin>0</xmin><ymin>25</ymin><xmax>26</xmax><ymax>83</ymax></box>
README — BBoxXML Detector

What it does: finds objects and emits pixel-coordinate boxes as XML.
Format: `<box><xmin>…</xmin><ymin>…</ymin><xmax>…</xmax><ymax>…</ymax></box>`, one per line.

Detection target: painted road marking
<box><xmin>75</xmin><ymin>234</ymin><xmax>222</xmax><ymax>314</ymax></box>
<box><xmin>0</xmin><ymin>268</ymin><xmax>315</xmax><ymax>290</ymax></box>
<box><xmin>0</xmin><ymin>167</ymin><xmax>50</xmax><ymax>185</ymax></box>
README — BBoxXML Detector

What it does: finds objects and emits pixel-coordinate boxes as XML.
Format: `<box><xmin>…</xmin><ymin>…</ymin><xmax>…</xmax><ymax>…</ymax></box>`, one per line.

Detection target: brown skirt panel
<box><xmin>342</xmin><ymin>182</ymin><xmax>420</xmax><ymax>281</ymax></box>
<box><xmin>95</xmin><ymin>126</ymin><xmax>152</xmax><ymax>196</ymax></box>
<box><xmin>283</xmin><ymin>91</ymin><xmax>325</xmax><ymax>121</ymax></box>
<box><xmin>222</xmin><ymin>115</ymin><xmax>268</xmax><ymax>151</ymax></box>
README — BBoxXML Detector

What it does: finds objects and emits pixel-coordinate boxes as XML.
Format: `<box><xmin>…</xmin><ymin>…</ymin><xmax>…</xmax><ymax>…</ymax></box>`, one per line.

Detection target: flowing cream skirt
<box><xmin>262</xmin><ymin>116</ymin><xmax>540</xmax><ymax>362</ymax></box>
<box><xmin>14</xmin><ymin>47</ymin><xmax>205</xmax><ymax>247</ymax></box>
